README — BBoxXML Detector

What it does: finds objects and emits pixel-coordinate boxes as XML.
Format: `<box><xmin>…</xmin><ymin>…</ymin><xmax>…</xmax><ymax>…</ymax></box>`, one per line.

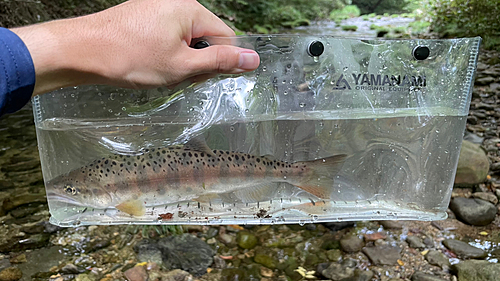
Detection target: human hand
<box><xmin>12</xmin><ymin>0</ymin><xmax>260</xmax><ymax>95</ymax></box>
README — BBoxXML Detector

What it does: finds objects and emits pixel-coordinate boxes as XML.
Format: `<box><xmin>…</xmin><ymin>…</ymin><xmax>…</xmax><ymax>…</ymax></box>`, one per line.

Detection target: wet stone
<box><xmin>323</xmin><ymin>222</ymin><xmax>355</xmax><ymax>231</ymax></box>
<box><xmin>449</xmin><ymin>198</ymin><xmax>497</xmax><ymax>226</ymax></box>
<box><xmin>157</xmin><ymin>234</ymin><xmax>215</xmax><ymax>276</ymax></box>
<box><xmin>320</xmin><ymin>263</ymin><xmax>354</xmax><ymax>280</ymax></box>
<box><xmin>0</xmin><ymin>180</ymin><xmax>14</xmax><ymax>191</ymax></box>
<box><xmin>472</xmin><ymin>192</ymin><xmax>498</xmax><ymax>205</ymax></box>
<box><xmin>254</xmin><ymin>253</ymin><xmax>277</xmax><ymax>269</ymax></box>
<box><xmin>424</xmin><ymin>250</ymin><xmax>450</xmax><ymax>269</ymax></box>
<box><xmin>236</xmin><ymin>231</ymin><xmax>257</xmax><ymax>249</ymax></box>
<box><xmin>19</xmin><ymin>224</ymin><xmax>45</xmax><ymax>234</ymax></box>
<box><xmin>160</xmin><ymin>269</ymin><xmax>193</xmax><ymax>281</ymax></box>
<box><xmin>340</xmin><ymin>235</ymin><xmax>364</xmax><ymax>253</ymax></box>
<box><xmin>0</xmin><ymin>233</ymin><xmax>51</xmax><ymax>253</ymax></box>
<box><xmin>406</xmin><ymin>236</ymin><xmax>426</xmax><ymax>249</ymax></box>
<box><xmin>218</xmin><ymin>233</ymin><xmax>234</xmax><ymax>245</ymax></box>
<box><xmin>0</xmin><ymin>267</ymin><xmax>22</xmax><ymax>281</ymax></box>
<box><xmin>379</xmin><ymin>220</ymin><xmax>403</xmax><ymax>229</ymax></box>
<box><xmin>8</xmin><ymin>254</ymin><xmax>26</xmax><ymax>264</ymax></box>
<box><xmin>220</xmin><ymin>268</ymin><xmax>248</xmax><ymax>281</ymax></box>
<box><xmin>326</xmin><ymin>249</ymin><xmax>342</xmax><ymax>261</ymax></box>
<box><xmin>9</xmin><ymin>203</ymin><xmax>44</xmax><ymax>218</ymax></box>
<box><xmin>452</xmin><ymin>260</ymin><xmax>500</xmax><ymax>281</ymax></box>
<box><xmin>362</xmin><ymin>245</ymin><xmax>401</xmax><ymax>265</ymax></box>
<box><xmin>442</xmin><ymin>239</ymin><xmax>487</xmax><ymax>259</ymax></box>
<box><xmin>61</xmin><ymin>264</ymin><xmax>85</xmax><ymax>274</ymax></box>
<box><xmin>454</xmin><ymin>140</ymin><xmax>490</xmax><ymax>186</ymax></box>
<box><xmin>346</xmin><ymin>269</ymin><xmax>374</xmax><ymax>281</ymax></box>
<box><xmin>476</xmin><ymin>76</ymin><xmax>495</xmax><ymax>85</ymax></box>
<box><xmin>124</xmin><ymin>265</ymin><xmax>148</xmax><ymax>281</ymax></box>
<box><xmin>133</xmin><ymin>240</ymin><xmax>163</xmax><ymax>266</ymax></box>
<box><xmin>1</xmin><ymin>193</ymin><xmax>46</xmax><ymax>212</ymax></box>
<box><xmin>411</xmin><ymin>271</ymin><xmax>446</xmax><ymax>281</ymax></box>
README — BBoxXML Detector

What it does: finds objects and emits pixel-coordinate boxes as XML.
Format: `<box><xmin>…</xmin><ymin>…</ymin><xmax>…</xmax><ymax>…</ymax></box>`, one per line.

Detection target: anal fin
<box><xmin>116</xmin><ymin>199</ymin><xmax>146</xmax><ymax>216</ymax></box>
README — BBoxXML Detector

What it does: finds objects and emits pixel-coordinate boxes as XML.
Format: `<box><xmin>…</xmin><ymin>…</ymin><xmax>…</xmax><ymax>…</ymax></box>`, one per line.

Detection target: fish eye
<box><xmin>64</xmin><ymin>184</ymin><xmax>77</xmax><ymax>195</ymax></box>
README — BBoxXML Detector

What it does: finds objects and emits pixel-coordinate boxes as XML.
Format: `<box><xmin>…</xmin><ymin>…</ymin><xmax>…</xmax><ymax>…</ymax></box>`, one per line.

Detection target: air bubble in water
<box><xmin>299</xmin><ymin>102</ymin><xmax>306</xmax><ymax>108</ymax></box>
<box><xmin>122</xmin><ymin>107</ymin><xmax>126</xmax><ymax>111</ymax></box>
<box><xmin>230</xmin><ymin>126</ymin><xmax>235</xmax><ymax>132</ymax></box>
<box><xmin>343</xmin><ymin>67</ymin><xmax>348</xmax><ymax>71</ymax></box>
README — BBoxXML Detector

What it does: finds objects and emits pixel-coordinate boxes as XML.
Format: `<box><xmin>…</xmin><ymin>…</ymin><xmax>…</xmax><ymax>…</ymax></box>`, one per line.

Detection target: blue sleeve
<box><xmin>0</xmin><ymin>27</ymin><xmax>36</xmax><ymax>117</ymax></box>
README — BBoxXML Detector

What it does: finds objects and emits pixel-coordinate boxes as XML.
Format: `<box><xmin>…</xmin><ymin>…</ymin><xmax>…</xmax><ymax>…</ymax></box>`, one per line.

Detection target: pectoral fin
<box><xmin>219</xmin><ymin>182</ymin><xmax>278</xmax><ymax>203</ymax></box>
<box><xmin>116</xmin><ymin>199</ymin><xmax>146</xmax><ymax>216</ymax></box>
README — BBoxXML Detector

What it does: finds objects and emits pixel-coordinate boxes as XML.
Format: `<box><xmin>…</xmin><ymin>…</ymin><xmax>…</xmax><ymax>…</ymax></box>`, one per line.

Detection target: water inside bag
<box><xmin>32</xmin><ymin>36</ymin><xmax>481</xmax><ymax>226</ymax></box>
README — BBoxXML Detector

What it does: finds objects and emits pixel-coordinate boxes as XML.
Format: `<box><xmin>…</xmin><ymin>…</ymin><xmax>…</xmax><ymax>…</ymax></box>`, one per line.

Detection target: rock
<box><xmin>320</xmin><ymin>263</ymin><xmax>354</xmax><ymax>280</ymax></box>
<box><xmin>407</xmin><ymin>236</ymin><xmax>426</xmax><ymax>249</ymax></box>
<box><xmin>475</xmin><ymin>76</ymin><xmax>495</xmax><ymax>85</ymax></box>
<box><xmin>340</xmin><ymin>235</ymin><xmax>364</xmax><ymax>253</ymax></box>
<box><xmin>60</xmin><ymin>263</ymin><xmax>85</xmax><ymax>274</ymax></box>
<box><xmin>362</xmin><ymin>245</ymin><xmax>401</xmax><ymax>265</ymax></box>
<box><xmin>236</xmin><ymin>231</ymin><xmax>257</xmax><ymax>249</ymax></box>
<box><xmin>442</xmin><ymin>239</ymin><xmax>487</xmax><ymax>259</ymax></box>
<box><xmin>346</xmin><ymin>269</ymin><xmax>374</xmax><ymax>281</ymax></box>
<box><xmin>124</xmin><ymin>266</ymin><xmax>148</xmax><ymax>281</ymax></box>
<box><xmin>260</xmin><ymin>267</ymin><xmax>273</xmax><ymax>278</ymax></box>
<box><xmin>8</xmin><ymin>254</ymin><xmax>26</xmax><ymax>264</ymax></box>
<box><xmin>0</xmin><ymin>233</ymin><xmax>51</xmax><ymax>253</ymax></box>
<box><xmin>379</xmin><ymin>220</ymin><xmax>403</xmax><ymax>229</ymax></box>
<box><xmin>452</xmin><ymin>260</ymin><xmax>500</xmax><ymax>281</ymax></box>
<box><xmin>323</xmin><ymin>222</ymin><xmax>355</xmax><ymax>231</ymax></box>
<box><xmin>326</xmin><ymin>249</ymin><xmax>342</xmax><ymax>261</ymax></box>
<box><xmin>424</xmin><ymin>250</ymin><xmax>450</xmax><ymax>269</ymax></box>
<box><xmin>0</xmin><ymin>267</ymin><xmax>22</xmax><ymax>281</ymax></box>
<box><xmin>157</xmin><ymin>234</ymin><xmax>215</xmax><ymax>276</ymax></box>
<box><xmin>463</xmin><ymin>131</ymin><xmax>484</xmax><ymax>144</ymax></box>
<box><xmin>219</xmin><ymin>268</ymin><xmax>248</xmax><ymax>281</ymax></box>
<box><xmin>218</xmin><ymin>233</ymin><xmax>234</xmax><ymax>245</ymax></box>
<box><xmin>490</xmin><ymin>82</ymin><xmax>500</xmax><ymax>92</ymax></box>
<box><xmin>411</xmin><ymin>271</ymin><xmax>446</xmax><ymax>281</ymax></box>
<box><xmin>254</xmin><ymin>254</ymin><xmax>277</xmax><ymax>269</ymax></box>
<box><xmin>161</xmin><ymin>269</ymin><xmax>193</xmax><ymax>281</ymax></box>
<box><xmin>19</xmin><ymin>224</ymin><xmax>44</xmax><ymax>234</ymax></box>
<box><xmin>212</xmin><ymin>256</ymin><xmax>226</xmax><ymax>269</ymax></box>
<box><xmin>454</xmin><ymin>140</ymin><xmax>489</xmax><ymax>186</ymax></box>
<box><xmin>449</xmin><ymin>198</ymin><xmax>497</xmax><ymax>226</ymax></box>
<box><xmin>364</xmin><ymin>232</ymin><xmax>386</xmax><ymax>242</ymax></box>
<box><xmin>1</xmin><ymin>193</ymin><xmax>46</xmax><ymax>212</ymax></box>
<box><xmin>0</xmin><ymin>180</ymin><xmax>14</xmax><ymax>191</ymax></box>
<box><xmin>472</xmin><ymin>192</ymin><xmax>498</xmax><ymax>205</ymax></box>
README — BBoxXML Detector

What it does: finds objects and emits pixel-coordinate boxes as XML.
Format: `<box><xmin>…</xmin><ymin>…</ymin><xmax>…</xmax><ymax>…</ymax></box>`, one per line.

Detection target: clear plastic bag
<box><xmin>32</xmin><ymin>35</ymin><xmax>481</xmax><ymax>226</ymax></box>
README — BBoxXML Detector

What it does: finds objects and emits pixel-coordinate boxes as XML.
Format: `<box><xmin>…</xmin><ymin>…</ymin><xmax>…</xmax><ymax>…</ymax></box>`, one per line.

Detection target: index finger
<box><xmin>191</xmin><ymin>2</ymin><xmax>236</xmax><ymax>39</ymax></box>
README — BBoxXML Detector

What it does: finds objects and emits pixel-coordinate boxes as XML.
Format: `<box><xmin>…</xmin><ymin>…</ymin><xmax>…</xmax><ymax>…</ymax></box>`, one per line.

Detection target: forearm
<box><xmin>11</xmin><ymin>16</ymin><xmax>108</xmax><ymax>95</ymax></box>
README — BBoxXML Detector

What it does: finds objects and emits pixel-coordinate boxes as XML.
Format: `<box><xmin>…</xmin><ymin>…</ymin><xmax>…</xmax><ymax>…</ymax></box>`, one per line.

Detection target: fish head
<box><xmin>46</xmin><ymin>172</ymin><xmax>113</xmax><ymax>209</ymax></box>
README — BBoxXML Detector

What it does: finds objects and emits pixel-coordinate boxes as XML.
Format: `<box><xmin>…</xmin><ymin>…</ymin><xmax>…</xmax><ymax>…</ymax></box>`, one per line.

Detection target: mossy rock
<box><xmin>237</xmin><ymin>231</ymin><xmax>258</xmax><ymax>249</ymax></box>
<box><xmin>341</xmin><ymin>25</ymin><xmax>358</xmax><ymax>31</ymax></box>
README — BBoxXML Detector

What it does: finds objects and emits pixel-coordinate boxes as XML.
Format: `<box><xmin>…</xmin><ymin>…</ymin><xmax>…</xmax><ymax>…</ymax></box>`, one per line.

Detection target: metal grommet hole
<box><xmin>413</xmin><ymin>46</ymin><xmax>430</xmax><ymax>60</ymax></box>
<box><xmin>308</xmin><ymin>41</ymin><xmax>324</xmax><ymax>57</ymax></box>
<box><xmin>193</xmin><ymin>41</ymin><xmax>210</xmax><ymax>49</ymax></box>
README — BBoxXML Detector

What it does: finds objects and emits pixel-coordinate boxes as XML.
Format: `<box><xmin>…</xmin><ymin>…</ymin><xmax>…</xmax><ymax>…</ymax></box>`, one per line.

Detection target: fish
<box><xmin>46</xmin><ymin>138</ymin><xmax>347</xmax><ymax>216</ymax></box>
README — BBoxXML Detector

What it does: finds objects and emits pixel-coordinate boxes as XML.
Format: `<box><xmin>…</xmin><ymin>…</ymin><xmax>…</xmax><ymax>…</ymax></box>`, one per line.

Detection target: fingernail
<box><xmin>238</xmin><ymin>51</ymin><xmax>260</xmax><ymax>70</ymax></box>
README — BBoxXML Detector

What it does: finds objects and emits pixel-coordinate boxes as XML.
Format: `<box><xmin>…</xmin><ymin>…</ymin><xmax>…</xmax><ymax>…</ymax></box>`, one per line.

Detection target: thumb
<box><xmin>186</xmin><ymin>45</ymin><xmax>260</xmax><ymax>75</ymax></box>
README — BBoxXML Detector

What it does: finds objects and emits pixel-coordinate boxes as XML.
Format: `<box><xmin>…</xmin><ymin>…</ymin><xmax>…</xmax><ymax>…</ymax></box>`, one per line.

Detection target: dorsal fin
<box><xmin>184</xmin><ymin>137</ymin><xmax>216</xmax><ymax>157</ymax></box>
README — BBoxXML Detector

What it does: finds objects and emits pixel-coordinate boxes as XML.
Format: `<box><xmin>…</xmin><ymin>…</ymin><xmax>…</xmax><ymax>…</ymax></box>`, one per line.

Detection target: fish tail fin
<box><xmin>290</xmin><ymin>154</ymin><xmax>347</xmax><ymax>199</ymax></box>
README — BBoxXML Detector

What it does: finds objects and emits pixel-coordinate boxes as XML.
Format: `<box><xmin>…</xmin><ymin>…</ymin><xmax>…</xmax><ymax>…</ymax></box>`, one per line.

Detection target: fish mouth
<box><xmin>45</xmin><ymin>191</ymin><xmax>87</xmax><ymax>207</ymax></box>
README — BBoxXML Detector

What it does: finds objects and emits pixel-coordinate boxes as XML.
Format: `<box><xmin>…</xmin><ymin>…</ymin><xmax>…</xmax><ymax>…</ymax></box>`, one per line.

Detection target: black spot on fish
<box><xmin>201</xmin><ymin>153</ymin><xmax>205</xmax><ymax>157</ymax></box>
<box><xmin>157</xmin><ymin>152</ymin><xmax>160</xmax><ymax>156</ymax></box>
<box><xmin>143</xmin><ymin>165</ymin><xmax>146</xmax><ymax>169</ymax></box>
<box><xmin>96</xmin><ymin>165</ymin><xmax>99</xmax><ymax>169</ymax></box>
<box><xmin>213</xmin><ymin>150</ymin><xmax>217</xmax><ymax>154</ymax></box>
<box><xmin>235</xmin><ymin>155</ymin><xmax>239</xmax><ymax>160</ymax></box>
<box><xmin>105</xmin><ymin>174</ymin><xmax>108</xmax><ymax>177</ymax></box>
<box><xmin>98</xmin><ymin>160</ymin><xmax>101</xmax><ymax>163</ymax></box>
<box><xmin>182</xmin><ymin>152</ymin><xmax>187</xmax><ymax>157</ymax></box>
<box><xmin>162</xmin><ymin>150</ymin><xmax>166</xmax><ymax>154</ymax></box>
<box><xmin>226</xmin><ymin>151</ymin><xmax>230</xmax><ymax>155</ymax></box>
<box><xmin>228</xmin><ymin>157</ymin><xmax>232</xmax><ymax>161</ymax></box>
<box><xmin>256</xmin><ymin>158</ymin><xmax>260</xmax><ymax>163</ymax></box>
<box><xmin>105</xmin><ymin>160</ymin><xmax>109</xmax><ymax>165</ymax></box>
<box><xmin>134</xmin><ymin>163</ymin><xmax>137</xmax><ymax>167</ymax></box>
<box><xmin>167</xmin><ymin>155</ymin><xmax>171</xmax><ymax>159</ymax></box>
<box><xmin>90</xmin><ymin>164</ymin><xmax>93</xmax><ymax>167</ymax></box>
<box><xmin>112</xmin><ymin>161</ymin><xmax>116</xmax><ymax>165</ymax></box>
<box><xmin>100</xmin><ymin>170</ymin><xmax>103</xmax><ymax>174</ymax></box>
<box><xmin>127</xmin><ymin>161</ymin><xmax>131</xmax><ymax>165</ymax></box>
<box><xmin>107</xmin><ymin>168</ymin><xmax>110</xmax><ymax>172</ymax></box>
<box><xmin>154</xmin><ymin>161</ymin><xmax>158</xmax><ymax>165</ymax></box>
<box><xmin>242</xmin><ymin>156</ymin><xmax>245</xmax><ymax>161</ymax></box>
<box><xmin>120</xmin><ymin>164</ymin><xmax>124</xmax><ymax>167</ymax></box>
<box><xmin>163</xmin><ymin>159</ymin><xmax>166</xmax><ymax>163</ymax></box>
<box><xmin>147</xmin><ymin>163</ymin><xmax>151</xmax><ymax>167</ymax></box>
<box><xmin>137</xmin><ymin>156</ymin><xmax>140</xmax><ymax>159</ymax></box>
<box><xmin>82</xmin><ymin>171</ymin><xmax>85</xmax><ymax>174</ymax></box>
<box><xmin>188</xmin><ymin>152</ymin><xmax>192</xmax><ymax>157</ymax></box>
<box><xmin>149</xmin><ymin>155</ymin><xmax>153</xmax><ymax>159</ymax></box>
<box><xmin>141</xmin><ymin>158</ymin><xmax>145</xmax><ymax>162</ymax></box>
<box><xmin>145</xmin><ymin>149</ymin><xmax>149</xmax><ymax>152</ymax></box>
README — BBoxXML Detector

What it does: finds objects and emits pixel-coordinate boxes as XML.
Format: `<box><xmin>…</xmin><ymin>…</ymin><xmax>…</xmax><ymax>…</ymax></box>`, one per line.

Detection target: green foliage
<box><xmin>199</xmin><ymin>0</ymin><xmax>348</xmax><ymax>33</ymax></box>
<box><xmin>351</xmin><ymin>0</ymin><xmax>418</xmax><ymax>15</ymax></box>
<box><xmin>329</xmin><ymin>5</ymin><xmax>361</xmax><ymax>21</ymax></box>
<box><xmin>341</xmin><ymin>25</ymin><xmax>358</xmax><ymax>31</ymax></box>
<box><xmin>408</xmin><ymin>20</ymin><xmax>430</xmax><ymax>35</ymax></box>
<box><xmin>429</xmin><ymin>0</ymin><xmax>500</xmax><ymax>50</ymax></box>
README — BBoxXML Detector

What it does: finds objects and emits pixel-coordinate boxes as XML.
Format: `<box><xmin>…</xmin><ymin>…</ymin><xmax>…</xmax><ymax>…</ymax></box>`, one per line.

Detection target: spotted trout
<box><xmin>47</xmin><ymin>138</ymin><xmax>346</xmax><ymax>216</ymax></box>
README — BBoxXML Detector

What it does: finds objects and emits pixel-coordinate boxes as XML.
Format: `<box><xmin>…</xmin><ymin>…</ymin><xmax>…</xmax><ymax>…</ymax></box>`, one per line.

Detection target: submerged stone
<box><xmin>449</xmin><ymin>198</ymin><xmax>497</xmax><ymax>226</ymax></box>
<box><xmin>236</xmin><ymin>231</ymin><xmax>257</xmax><ymax>249</ymax></box>
<box><xmin>157</xmin><ymin>234</ymin><xmax>215</xmax><ymax>276</ymax></box>
<box><xmin>442</xmin><ymin>239</ymin><xmax>487</xmax><ymax>259</ymax></box>
<box><xmin>452</xmin><ymin>260</ymin><xmax>500</xmax><ymax>281</ymax></box>
<box><xmin>0</xmin><ymin>267</ymin><xmax>22</xmax><ymax>281</ymax></box>
<box><xmin>254</xmin><ymin>253</ymin><xmax>277</xmax><ymax>269</ymax></box>
<box><xmin>362</xmin><ymin>245</ymin><xmax>401</xmax><ymax>265</ymax></box>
